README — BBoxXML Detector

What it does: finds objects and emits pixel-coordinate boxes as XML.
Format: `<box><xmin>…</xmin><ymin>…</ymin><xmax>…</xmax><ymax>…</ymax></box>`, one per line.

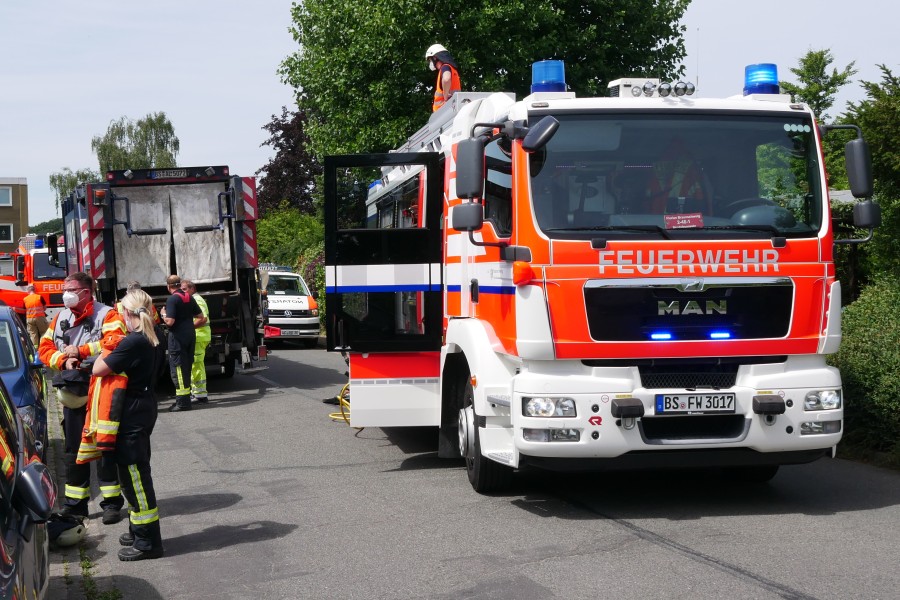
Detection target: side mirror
<box><xmin>853</xmin><ymin>200</ymin><xmax>881</xmax><ymax>229</ymax></box>
<box><xmin>311</xmin><ymin>291</ymin><xmax>319</xmax><ymax>300</ymax></box>
<box><xmin>451</xmin><ymin>202</ymin><xmax>484</xmax><ymax>232</ymax></box>
<box><xmin>846</xmin><ymin>138</ymin><xmax>873</xmax><ymax>199</ymax></box>
<box><xmin>455</xmin><ymin>138</ymin><xmax>485</xmax><ymax>199</ymax></box>
<box><xmin>14</xmin><ymin>461</ymin><xmax>56</xmax><ymax>541</ymax></box>
<box><xmin>522</xmin><ymin>116</ymin><xmax>560</xmax><ymax>152</ymax></box>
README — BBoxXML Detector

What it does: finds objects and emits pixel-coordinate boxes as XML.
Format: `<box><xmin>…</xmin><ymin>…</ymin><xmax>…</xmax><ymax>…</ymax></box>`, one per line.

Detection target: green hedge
<box><xmin>829</xmin><ymin>276</ymin><xmax>900</xmax><ymax>460</ymax></box>
<box><xmin>297</xmin><ymin>241</ymin><xmax>325</xmax><ymax>331</ymax></box>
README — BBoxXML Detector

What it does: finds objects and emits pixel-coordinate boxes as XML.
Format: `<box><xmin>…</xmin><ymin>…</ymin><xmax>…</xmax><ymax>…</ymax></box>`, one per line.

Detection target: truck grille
<box><xmin>268</xmin><ymin>309</ymin><xmax>313</xmax><ymax>317</ymax></box>
<box><xmin>582</xmin><ymin>356</ymin><xmax>786</xmax><ymax>389</ymax></box>
<box><xmin>583</xmin><ymin>279</ymin><xmax>793</xmax><ymax>342</ymax></box>
<box><xmin>640</xmin><ymin>415</ymin><xmax>749</xmax><ymax>442</ymax></box>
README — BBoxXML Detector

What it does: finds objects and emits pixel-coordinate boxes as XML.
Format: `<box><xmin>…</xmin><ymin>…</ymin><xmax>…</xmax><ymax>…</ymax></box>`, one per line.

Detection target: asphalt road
<box><xmin>47</xmin><ymin>342</ymin><xmax>900</xmax><ymax>599</ymax></box>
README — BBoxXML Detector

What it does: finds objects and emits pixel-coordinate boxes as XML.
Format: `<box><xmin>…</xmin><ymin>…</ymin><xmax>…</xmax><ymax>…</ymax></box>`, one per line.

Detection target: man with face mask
<box><xmin>39</xmin><ymin>271</ymin><xmax>128</xmax><ymax>524</ymax></box>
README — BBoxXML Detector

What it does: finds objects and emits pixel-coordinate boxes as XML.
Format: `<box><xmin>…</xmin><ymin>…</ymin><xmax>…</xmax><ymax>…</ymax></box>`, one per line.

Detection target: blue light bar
<box><xmin>709</xmin><ymin>331</ymin><xmax>732</xmax><ymax>340</ymax></box>
<box><xmin>651</xmin><ymin>332</ymin><xmax>673</xmax><ymax>341</ymax></box>
<box><xmin>531</xmin><ymin>60</ymin><xmax>566</xmax><ymax>93</ymax></box>
<box><xmin>33</xmin><ymin>238</ymin><xmax>44</xmax><ymax>249</ymax></box>
<box><xmin>743</xmin><ymin>63</ymin><xmax>779</xmax><ymax>95</ymax></box>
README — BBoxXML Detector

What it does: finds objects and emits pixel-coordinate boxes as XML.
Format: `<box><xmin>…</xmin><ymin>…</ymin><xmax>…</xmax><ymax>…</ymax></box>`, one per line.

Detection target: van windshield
<box><xmin>266</xmin><ymin>274</ymin><xmax>310</xmax><ymax>296</ymax></box>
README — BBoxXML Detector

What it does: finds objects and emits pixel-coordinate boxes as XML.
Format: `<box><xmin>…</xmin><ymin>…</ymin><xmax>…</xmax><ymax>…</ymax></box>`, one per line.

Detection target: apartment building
<box><xmin>0</xmin><ymin>178</ymin><xmax>28</xmax><ymax>253</ymax></box>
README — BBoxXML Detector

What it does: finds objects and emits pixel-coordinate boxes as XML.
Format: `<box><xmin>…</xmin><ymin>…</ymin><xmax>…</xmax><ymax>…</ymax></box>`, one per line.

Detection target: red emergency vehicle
<box><xmin>0</xmin><ymin>235</ymin><xmax>67</xmax><ymax>319</ymax></box>
<box><xmin>323</xmin><ymin>63</ymin><xmax>879</xmax><ymax>492</ymax></box>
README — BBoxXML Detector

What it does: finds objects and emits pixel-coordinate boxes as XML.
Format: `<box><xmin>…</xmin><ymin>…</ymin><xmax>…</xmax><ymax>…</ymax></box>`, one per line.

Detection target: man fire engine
<box><xmin>324</xmin><ymin>62</ymin><xmax>878</xmax><ymax>492</ymax></box>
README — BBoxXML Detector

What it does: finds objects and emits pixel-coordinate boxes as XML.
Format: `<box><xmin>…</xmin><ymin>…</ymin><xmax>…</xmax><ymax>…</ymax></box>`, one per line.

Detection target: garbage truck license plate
<box><xmin>655</xmin><ymin>393</ymin><xmax>736</xmax><ymax>415</ymax></box>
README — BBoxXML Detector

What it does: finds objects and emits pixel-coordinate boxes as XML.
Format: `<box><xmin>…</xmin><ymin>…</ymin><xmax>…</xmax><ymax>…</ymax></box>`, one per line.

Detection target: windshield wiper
<box><xmin>545</xmin><ymin>225</ymin><xmax>672</xmax><ymax>239</ymax></box>
<box><xmin>700</xmin><ymin>225</ymin><xmax>781</xmax><ymax>234</ymax></box>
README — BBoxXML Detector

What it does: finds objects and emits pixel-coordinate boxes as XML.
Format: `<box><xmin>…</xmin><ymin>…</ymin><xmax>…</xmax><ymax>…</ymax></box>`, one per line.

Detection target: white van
<box><xmin>261</xmin><ymin>269</ymin><xmax>319</xmax><ymax>348</ymax></box>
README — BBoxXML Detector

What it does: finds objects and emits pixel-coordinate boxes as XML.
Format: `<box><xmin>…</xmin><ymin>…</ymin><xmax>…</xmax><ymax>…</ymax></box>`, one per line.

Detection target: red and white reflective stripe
<box><xmin>89</xmin><ymin>230</ymin><xmax>105</xmax><ymax>278</ymax></box>
<box><xmin>241</xmin><ymin>178</ymin><xmax>258</xmax><ymax>267</ymax></box>
<box><xmin>242</xmin><ymin>222</ymin><xmax>258</xmax><ymax>268</ymax></box>
<box><xmin>241</xmin><ymin>178</ymin><xmax>257</xmax><ymax>221</ymax></box>
<box><xmin>80</xmin><ymin>218</ymin><xmax>91</xmax><ymax>275</ymax></box>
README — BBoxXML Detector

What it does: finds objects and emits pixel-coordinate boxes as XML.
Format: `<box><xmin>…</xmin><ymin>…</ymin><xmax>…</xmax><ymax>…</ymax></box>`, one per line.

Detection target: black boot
<box><xmin>119</xmin><ymin>530</ymin><xmax>135</xmax><ymax>546</ymax></box>
<box><xmin>169</xmin><ymin>396</ymin><xmax>192</xmax><ymax>412</ymax></box>
<box><xmin>118</xmin><ymin>545</ymin><xmax>164</xmax><ymax>561</ymax></box>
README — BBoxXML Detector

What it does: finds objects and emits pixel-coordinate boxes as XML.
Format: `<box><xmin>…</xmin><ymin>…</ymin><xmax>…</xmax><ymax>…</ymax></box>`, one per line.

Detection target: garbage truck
<box><xmin>55</xmin><ymin>166</ymin><xmax>266</xmax><ymax>377</ymax></box>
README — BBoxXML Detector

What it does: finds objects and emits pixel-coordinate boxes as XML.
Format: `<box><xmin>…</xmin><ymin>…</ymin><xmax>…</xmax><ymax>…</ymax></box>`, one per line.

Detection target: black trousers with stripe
<box><xmin>117</xmin><ymin>461</ymin><xmax>162</xmax><ymax>550</ymax></box>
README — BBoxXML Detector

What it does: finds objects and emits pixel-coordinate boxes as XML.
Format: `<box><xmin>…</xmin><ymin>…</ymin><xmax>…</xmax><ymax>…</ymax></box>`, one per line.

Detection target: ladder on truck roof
<box><xmin>394</xmin><ymin>92</ymin><xmax>499</xmax><ymax>155</ymax></box>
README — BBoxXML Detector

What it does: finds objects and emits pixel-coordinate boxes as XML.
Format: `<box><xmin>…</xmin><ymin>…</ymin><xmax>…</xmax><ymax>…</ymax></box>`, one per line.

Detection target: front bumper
<box><xmin>478</xmin><ymin>356</ymin><xmax>843</xmax><ymax>469</ymax></box>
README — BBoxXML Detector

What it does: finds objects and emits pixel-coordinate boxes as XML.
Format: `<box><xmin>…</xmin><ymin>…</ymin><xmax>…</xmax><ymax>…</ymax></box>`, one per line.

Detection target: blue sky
<box><xmin>1</xmin><ymin>1</ymin><xmax>894</xmax><ymax>225</ymax></box>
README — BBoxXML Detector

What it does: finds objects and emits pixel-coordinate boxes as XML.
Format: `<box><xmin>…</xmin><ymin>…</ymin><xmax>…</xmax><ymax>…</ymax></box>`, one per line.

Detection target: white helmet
<box><xmin>426</xmin><ymin>44</ymin><xmax>447</xmax><ymax>70</ymax></box>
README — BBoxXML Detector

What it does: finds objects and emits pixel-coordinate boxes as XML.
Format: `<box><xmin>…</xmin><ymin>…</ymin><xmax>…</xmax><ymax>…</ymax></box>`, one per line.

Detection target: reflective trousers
<box><xmin>168</xmin><ymin>334</ymin><xmax>195</xmax><ymax>403</ymax></box>
<box><xmin>118</xmin><ymin>461</ymin><xmax>162</xmax><ymax>551</ymax></box>
<box><xmin>62</xmin><ymin>405</ymin><xmax>122</xmax><ymax>515</ymax></box>
<box><xmin>191</xmin><ymin>337</ymin><xmax>210</xmax><ymax>398</ymax></box>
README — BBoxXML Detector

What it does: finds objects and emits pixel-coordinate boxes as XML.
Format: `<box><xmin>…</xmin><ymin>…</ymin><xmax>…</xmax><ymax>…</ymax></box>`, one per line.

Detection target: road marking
<box><xmin>253</xmin><ymin>374</ymin><xmax>281</xmax><ymax>387</ymax></box>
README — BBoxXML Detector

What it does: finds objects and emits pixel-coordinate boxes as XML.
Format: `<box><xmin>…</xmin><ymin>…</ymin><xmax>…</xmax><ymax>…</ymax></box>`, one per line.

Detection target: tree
<box><xmin>256</xmin><ymin>107</ymin><xmax>322</xmax><ymax>216</ymax></box>
<box><xmin>91</xmin><ymin>112</ymin><xmax>180</xmax><ymax>174</ymax></box>
<box><xmin>781</xmin><ymin>49</ymin><xmax>856</xmax><ymax>123</ymax></box>
<box><xmin>844</xmin><ymin>65</ymin><xmax>900</xmax><ymax>279</ymax></box>
<box><xmin>29</xmin><ymin>217</ymin><xmax>63</xmax><ymax>235</ymax></box>
<box><xmin>280</xmin><ymin>0</ymin><xmax>690</xmax><ymax>157</ymax></box>
<box><xmin>48</xmin><ymin>167</ymin><xmax>100</xmax><ymax>214</ymax></box>
<box><xmin>256</xmin><ymin>204</ymin><xmax>324</xmax><ymax>266</ymax></box>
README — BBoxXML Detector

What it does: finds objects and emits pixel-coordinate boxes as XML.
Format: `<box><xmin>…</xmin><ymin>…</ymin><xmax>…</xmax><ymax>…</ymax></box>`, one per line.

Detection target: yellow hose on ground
<box><xmin>328</xmin><ymin>382</ymin><xmax>361</xmax><ymax>428</ymax></box>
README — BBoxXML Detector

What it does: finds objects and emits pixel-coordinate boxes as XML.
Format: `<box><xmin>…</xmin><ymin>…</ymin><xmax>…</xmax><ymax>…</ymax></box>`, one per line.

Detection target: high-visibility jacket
<box><xmin>38</xmin><ymin>302</ymin><xmax>126</xmax><ymax>371</ymax></box>
<box><xmin>24</xmin><ymin>292</ymin><xmax>47</xmax><ymax>319</ymax></box>
<box><xmin>194</xmin><ymin>293</ymin><xmax>211</xmax><ymax>344</ymax></box>
<box><xmin>77</xmin><ymin>334</ymin><xmax>127</xmax><ymax>464</ymax></box>
<box><xmin>432</xmin><ymin>63</ymin><xmax>461</xmax><ymax>112</ymax></box>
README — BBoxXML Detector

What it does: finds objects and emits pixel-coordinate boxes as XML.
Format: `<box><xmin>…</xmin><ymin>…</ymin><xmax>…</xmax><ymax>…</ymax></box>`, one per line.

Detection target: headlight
<box><xmin>523</xmin><ymin>397</ymin><xmax>576</xmax><ymax>417</ymax></box>
<box><xmin>311</xmin><ymin>309</ymin><xmax>319</xmax><ymax>316</ymax></box>
<box><xmin>804</xmin><ymin>390</ymin><xmax>841</xmax><ymax>411</ymax></box>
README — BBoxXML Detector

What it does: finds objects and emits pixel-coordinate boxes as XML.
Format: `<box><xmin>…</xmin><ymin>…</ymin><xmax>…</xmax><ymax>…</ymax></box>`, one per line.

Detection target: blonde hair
<box><xmin>120</xmin><ymin>290</ymin><xmax>159</xmax><ymax>347</ymax></box>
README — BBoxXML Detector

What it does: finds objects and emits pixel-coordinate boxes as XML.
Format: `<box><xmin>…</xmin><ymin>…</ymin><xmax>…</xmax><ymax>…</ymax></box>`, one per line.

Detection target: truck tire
<box><xmin>460</xmin><ymin>380</ymin><xmax>513</xmax><ymax>493</ymax></box>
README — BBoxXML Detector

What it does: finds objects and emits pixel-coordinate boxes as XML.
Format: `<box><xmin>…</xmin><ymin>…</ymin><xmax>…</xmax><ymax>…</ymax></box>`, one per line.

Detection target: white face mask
<box><xmin>62</xmin><ymin>291</ymin><xmax>80</xmax><ymax>308</ymax></box>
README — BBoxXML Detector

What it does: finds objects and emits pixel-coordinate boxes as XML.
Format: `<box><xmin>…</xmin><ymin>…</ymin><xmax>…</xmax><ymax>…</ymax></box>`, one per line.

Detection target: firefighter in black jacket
<box><xmin>93</xmin><ymin>289</ymin><xmax>164</xmax><ymax>561</ymax></box>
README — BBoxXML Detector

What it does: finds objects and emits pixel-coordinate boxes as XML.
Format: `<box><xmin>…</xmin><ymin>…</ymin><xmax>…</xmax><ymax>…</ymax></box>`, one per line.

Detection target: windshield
<box><xmin>528</xmin><ymin>112</ymin><xmax>823</xmax><ymax>240</ymax></box>
<box><xmin>33</xmin><ymin>250</ymin><xmax>67</xmax><ymax>280</ymax></box>
<box><xmin>266</xmin><ymin>274</ymin><xmax>311</xmax><ymax>296</ymax></box>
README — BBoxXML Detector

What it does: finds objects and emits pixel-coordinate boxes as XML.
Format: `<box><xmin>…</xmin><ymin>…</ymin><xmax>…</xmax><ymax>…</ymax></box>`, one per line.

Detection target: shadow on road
<box><xmin>507</xmin><ymin>460</ymin><xmax>900</xmax><ymax>518</ymax></box>
<box><xmin>159</xmin><ymin>492</ymin><xmax>243</xmax><ymax>517</ymax></box>
<box><xmin>162</xmin><ymin>520</ymin><xmax>298</xmax><ymax>556</ymax></box>
<box><xmin>50</xmin><ymin>575</ymin><xmax>167</xmax><ymax>600</ymax></box>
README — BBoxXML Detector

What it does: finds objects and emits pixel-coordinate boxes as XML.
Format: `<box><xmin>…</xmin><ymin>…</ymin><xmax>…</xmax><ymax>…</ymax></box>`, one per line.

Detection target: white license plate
<box><xmin>655</xmin><ymin>393</ymin><xmax>736</xmax><ymax>415</ymax></box>
<box><xmin>280</xmin><ymin>330</ymin><xmax>300</xmax><ymax>336</ymax></box>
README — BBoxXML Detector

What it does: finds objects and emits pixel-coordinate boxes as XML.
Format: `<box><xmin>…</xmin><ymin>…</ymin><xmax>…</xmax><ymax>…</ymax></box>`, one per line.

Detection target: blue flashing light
<box><xmin>650</xmin><ymin>332</ymin><xmax>673</xmax><ymax>341</ymax></box>
<box><xmin>709</xmin><ymin>331</ymin><xmax>732</xmax><ymax>340</ymax></box>
<box><xmin>531</xmin><ymin>60</ymin><xmax>566</xmax><ymax>93</ymax></box>
<box><xmin>743</xmin><ymin>63</ymin><xmax>779</xmax><ymax>95</ymax></box>
<box><xmin>33</xmin><ymin>238</ymin><xmax>44</xmax><ymax>249</ymax></box>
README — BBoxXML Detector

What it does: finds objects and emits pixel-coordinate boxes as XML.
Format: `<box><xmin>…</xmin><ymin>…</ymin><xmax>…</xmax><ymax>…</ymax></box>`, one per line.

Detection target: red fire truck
<box><xmin>0</xmin><ymin>235</ymin><xmax>67</xmax><ymax>319</ymax></box>
<box><xmin>324</xmin><ymin>62</ymin><xmax>878</xmax><ymax>492</ymax></box>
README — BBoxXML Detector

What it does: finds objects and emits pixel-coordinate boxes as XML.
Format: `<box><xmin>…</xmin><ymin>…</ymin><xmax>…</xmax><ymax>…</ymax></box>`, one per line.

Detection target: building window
<box><xmin>0</xmin><ymin>187</ymin><xmax>11</xmax><ymax>207</ymax></box>
<box><xmin>0</xmin><ymin>224</ymin><xmax>12</xmax><ymax>243</ymax></box>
